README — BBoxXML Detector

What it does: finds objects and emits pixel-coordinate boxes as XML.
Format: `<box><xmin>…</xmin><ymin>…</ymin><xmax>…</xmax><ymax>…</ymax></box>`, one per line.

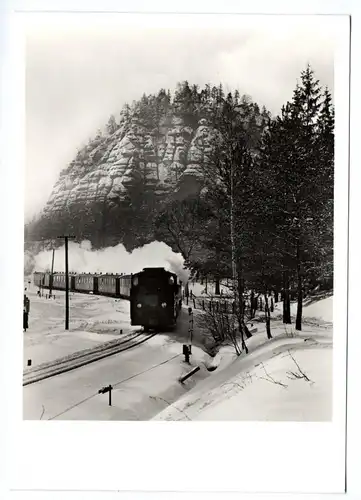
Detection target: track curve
<box><xmin>23</xmin><ymin>331</ymin><xmax>156</xmax><ymax>386</ymax></box>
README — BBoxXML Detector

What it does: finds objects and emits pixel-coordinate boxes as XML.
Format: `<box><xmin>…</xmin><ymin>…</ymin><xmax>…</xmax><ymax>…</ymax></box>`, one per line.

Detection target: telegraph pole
<box><xmin>49</xmin><ymin>248</ymin><xmax>55</xmax><ymax>298</ymax></box>
<box><xmin>57</xmin><ymin>235</ymin><xmax>75</xmax><ymax>330</ymax></box>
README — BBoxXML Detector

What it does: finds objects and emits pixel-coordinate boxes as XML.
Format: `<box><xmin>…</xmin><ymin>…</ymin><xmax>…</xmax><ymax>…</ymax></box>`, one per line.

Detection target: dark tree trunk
<box><xmin>296</xmin><ymin>239</ymin><xmax>303</xmax><ymax>331</ymax></box>
<box><xmin>286</xmin><ymin>294</ymin><xmax>291</xmax><ymax>321</ymax></box>
<box><xmin>259</xmin><ymin>297</ymin><xmax>263</xmax><ymax>311</ymax></box>
<box><xmin>243</xmin><ymin>322</ymin><xmax>252</xmax><ymax>339</ymax></box>
<box><xmin>215</xmin><ymin>277</ymin><xmax>220</xmax><ymax>295</ymax></box>
<box><xmin>283</xmin><ymin>271</ymin><xmax>292</xmax><ymax>324</ymax></box>
<box><xmin>250</xmin><ymin>290</ymin><xmax>255</xmax><ymax>318</ymax></box>
<box><xmin>237</xmin><ymin>263</ymin><xmax>248</xmax><ymax>354</ymax></box>
<box><xmin>264</xmin><ymin>292</ymin><xmax>273</xmax><ymax>339</ymax></box>
<box><xmin>270</xmin><ymin>296</ymin><xmax>274</xmax><ymax>313</ymax></box>
<box><xmin>274</xmin><ymin>291</ymin><xmax>279</xmax><ymax>303</ymax></box>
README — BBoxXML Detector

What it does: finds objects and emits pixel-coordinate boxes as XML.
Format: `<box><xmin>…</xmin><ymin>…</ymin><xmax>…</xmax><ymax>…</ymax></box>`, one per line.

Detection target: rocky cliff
<box><xmin>44</xmin><ymin>114</ymin><xmax>215</xmax><ymax>215</ymax></box>
<box><xmin>27</xmin><ymin>83</ymin><xmax>268</xmax><ymax>252</ymax></box>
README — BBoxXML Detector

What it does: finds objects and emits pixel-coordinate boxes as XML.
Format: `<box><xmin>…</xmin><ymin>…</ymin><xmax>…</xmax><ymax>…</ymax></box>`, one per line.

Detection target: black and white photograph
<box><xmin>21</xmin><ymin>12</ymin><xmax>346</xmax><ymax>424</ymax></box>
<box><xmin>1</xmin><ymin>3</ymin><xmax>357</xmax><ymax>495</ymax></box>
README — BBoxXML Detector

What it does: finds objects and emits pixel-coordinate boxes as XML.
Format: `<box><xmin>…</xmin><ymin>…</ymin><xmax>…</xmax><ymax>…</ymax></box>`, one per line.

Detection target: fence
<box><xmin>182</xmin><ymin>293</ymin><xmax>272</xmax><ymax>316</ymax></box>
<box><xmin>183</xmin><ymin>294</ymin><xmax>236</xmax><ymax>314</ymax></box>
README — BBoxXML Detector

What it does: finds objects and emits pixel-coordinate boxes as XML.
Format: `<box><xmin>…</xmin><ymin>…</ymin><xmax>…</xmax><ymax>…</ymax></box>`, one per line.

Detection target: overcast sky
<box><xmin>25</xmin><ymin>13</ymin><xmax>338</xmax><ymax>221</ymax></box>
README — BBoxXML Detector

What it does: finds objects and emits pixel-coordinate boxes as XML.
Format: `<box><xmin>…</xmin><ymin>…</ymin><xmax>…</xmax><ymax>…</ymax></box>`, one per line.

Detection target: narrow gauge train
<box><xmin>33</xmin><ymin>267</ymin><xmax>182</xmax><ymax>330</ymax></box>
<box><xmin>33</xmin><ymin>271</ymin><xmax>132</xmax><ymax>299</ymax></box>
<box><xmin>130</xmin><ymin>267</ymin><xmax>182</xmax><ymax>331</ymax></box>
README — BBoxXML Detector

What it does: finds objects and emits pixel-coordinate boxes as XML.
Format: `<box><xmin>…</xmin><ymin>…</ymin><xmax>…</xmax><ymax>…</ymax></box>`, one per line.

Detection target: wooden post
<box><xmin>183</xmin><ymin>344</ymin><xmax>190</xmax><ymax>363</ymax></box>
<box><xmin>65</xmin><ymin>237</ymin><xmax>69</xmax><ymax>330</ymax></box>
<box><xmin>49</xmin><ymin>248</ymin><xmax>55</xmax><ymax>297</ymax></box>
<box><xmin>179</xmin><ymin>366</ymin><xmax>200</xmax><ymax>383</ymax></box>
<box><xmin>57</xmin><ymin>235</ymin><xmax>75</xmax><ymax>330</ymax></box>
<box><xmin>188</xmin><ymin>307</ymin><xmax>194</xmax><ymax>346</ymax></box>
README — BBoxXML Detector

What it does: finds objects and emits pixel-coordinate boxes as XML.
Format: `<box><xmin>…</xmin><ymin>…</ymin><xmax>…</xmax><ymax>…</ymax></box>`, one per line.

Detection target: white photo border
<box><xmin>0</xmin><ymin>1</ymin><xmax>358</xmax><ymax>498</ymax></box>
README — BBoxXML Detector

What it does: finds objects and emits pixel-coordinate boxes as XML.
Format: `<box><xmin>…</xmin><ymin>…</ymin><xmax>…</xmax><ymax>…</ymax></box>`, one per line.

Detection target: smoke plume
<box><xmin>32</xmin><ymin>240</ymin><xmax>190</xmax><ymax>283</ymax></box>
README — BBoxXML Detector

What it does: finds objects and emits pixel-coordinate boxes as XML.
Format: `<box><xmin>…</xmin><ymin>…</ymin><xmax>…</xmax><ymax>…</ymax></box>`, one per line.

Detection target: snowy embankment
<box><xmin>153</xmin><ymin>296</ymin><xmax>333</xmax><ymax>421</ymax></box>
<box><xmin>23</xmin><ymin>278</ymin><xmax>333</xmax><ymax>421</ymax></box>
<box><xmin>23</xmin><ymin>282</ymin><xmax>139</xmax><ymax>368</ymax></box>
<box><xmin>23</xmin><ymin>332</ymin><xmax>212</xmax><ymax>421</ymax></box>
<box><xmin>23</xmin><ymin>282</ymin><xmax>215</xmax><ymax>420</ymax></box>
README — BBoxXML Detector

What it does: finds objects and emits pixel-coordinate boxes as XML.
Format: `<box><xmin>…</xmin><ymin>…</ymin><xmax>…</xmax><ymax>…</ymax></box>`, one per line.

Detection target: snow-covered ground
<box><xmin>23</xmin><ymin>283</ymin><xmax>139</xmax><ymax>368</ymax></box>
<box><xmin>23</xmin><ymin>281</ymin><xmax>212</xmax><ymax>420</ymax></box>
<box><xmin>23</xmin><ymin>278</ymin><xmax>333</xmax><ymax>422</ymax></box>
<box><xmin>153</xmin><ymin>296</ymin><xmax>333</xmax><ymax>421</ymax></box>
<box><xmin>23</xmin><ymin>333</ymin><xmax>210</xmax><ymax>421</ymax></box>
<box><xmin>188</xmin><ymin>279</ymin><xmax>230</xmax><ymax>297</ymax></box>
<box><xmin>290</xmin><ymin>295</ymin><xmax>333</xmax><ymax>323</ymax></box>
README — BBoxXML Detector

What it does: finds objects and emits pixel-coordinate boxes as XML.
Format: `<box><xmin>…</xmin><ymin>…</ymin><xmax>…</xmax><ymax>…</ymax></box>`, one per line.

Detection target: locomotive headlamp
<box><xmin>161</xmin><ymin>302</ymin><xmax>167</xmax><ymax>308</ymax></box>
<box><xmin>133</xmin><ymin>277</ymin><xmax>139</xmax><ymax>286</ymax></box>
<box><xmin>169</xmin><ymin>277</ymin><xmax>174</xmax><ymax>285</ymax></box>
<box><xmin>137</xmin><ymin>303</ymin><xmax>142</xmax><ymax>308</ymax></box>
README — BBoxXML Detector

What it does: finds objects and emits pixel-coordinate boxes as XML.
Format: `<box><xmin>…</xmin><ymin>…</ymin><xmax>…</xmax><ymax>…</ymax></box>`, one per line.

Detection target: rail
<box><xmin>23</xmin><ymin>331</ymin><xmax>156</xmax><ymax>386</ymax></box>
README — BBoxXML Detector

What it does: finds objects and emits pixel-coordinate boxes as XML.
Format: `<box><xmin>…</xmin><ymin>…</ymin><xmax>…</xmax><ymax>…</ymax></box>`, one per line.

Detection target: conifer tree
<box><xmin>258</xmin><ymin>65</ymin><xmax>334</xmax><ymax>330</ymax></box>
<box><xmin>106</xmin><ymin>114</ymin><xmax>118</xmax><ymax>135</ymax></box>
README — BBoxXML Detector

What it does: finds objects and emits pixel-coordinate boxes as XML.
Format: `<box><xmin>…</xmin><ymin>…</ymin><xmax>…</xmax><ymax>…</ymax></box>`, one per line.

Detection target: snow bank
<box><xmin>153</xmin><ymin>297</ymin><xmax>333</xmax><ymax>421</ymax></box>
<box><xmin>194</xmin><ymin>347</ymin><xmax>332</xmax><ymax>421</ymax></box>
<box><xmin>299</xmin><ymin>296</ymin><xmax>333</xmax><ymax>323</ymax></box>
<box><xmin>274</xmin><ymin>295</ymin><xmax>333</xmax><ymax>324</ymax></box>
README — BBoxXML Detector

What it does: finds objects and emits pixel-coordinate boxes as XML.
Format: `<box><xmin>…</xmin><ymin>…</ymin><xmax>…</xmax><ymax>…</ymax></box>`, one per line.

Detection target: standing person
<box><xmin>23</xmin><ymin>294</ymin><xmax>30</xmax><ymax>332</ymax></box>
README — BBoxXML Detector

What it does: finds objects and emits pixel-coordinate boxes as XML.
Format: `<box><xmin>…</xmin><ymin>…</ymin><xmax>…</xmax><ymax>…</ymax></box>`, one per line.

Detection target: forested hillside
<box><xmin>26</xmin><ymin>66</ymin><xmax>334</xmax><ymax>331</ymax></box>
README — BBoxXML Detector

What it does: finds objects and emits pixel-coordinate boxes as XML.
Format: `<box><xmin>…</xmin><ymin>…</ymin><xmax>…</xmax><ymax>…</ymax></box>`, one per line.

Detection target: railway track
<box><xmin>23</xmin><ymin>331</ymin><xmax>156</xmax><ymax>386</ymax></box>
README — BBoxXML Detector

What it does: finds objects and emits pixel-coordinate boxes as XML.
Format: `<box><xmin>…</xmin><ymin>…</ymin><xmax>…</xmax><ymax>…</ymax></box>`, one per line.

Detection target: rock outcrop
<box><xmin>27</xmin><ymin>83</ymin><xmax>266</xmax><ymax>251</ymax></box>
<box><xmin>43</xmin><ymin>113</ymin><xmax>215</xmax><ymax>216</ymax></box>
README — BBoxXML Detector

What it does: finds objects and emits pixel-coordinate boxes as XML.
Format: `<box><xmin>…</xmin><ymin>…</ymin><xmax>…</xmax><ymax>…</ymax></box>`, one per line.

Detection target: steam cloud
<box><xmin>32</xmin><ymin>240</ymin><xmax>190</xmax><ymax>283</ymax></box>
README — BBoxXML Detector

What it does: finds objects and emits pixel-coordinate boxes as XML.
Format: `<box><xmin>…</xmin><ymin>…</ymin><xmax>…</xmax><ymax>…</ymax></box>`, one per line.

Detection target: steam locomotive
<box><xmin>130</xmin><ymin>267</ymin><xmax>182</xmax><ymax>331</ymax></box>
<box><xmin>33</xmin><ymin>267</ymin><xmax>182</xmax><ymax>330</ymax></box>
